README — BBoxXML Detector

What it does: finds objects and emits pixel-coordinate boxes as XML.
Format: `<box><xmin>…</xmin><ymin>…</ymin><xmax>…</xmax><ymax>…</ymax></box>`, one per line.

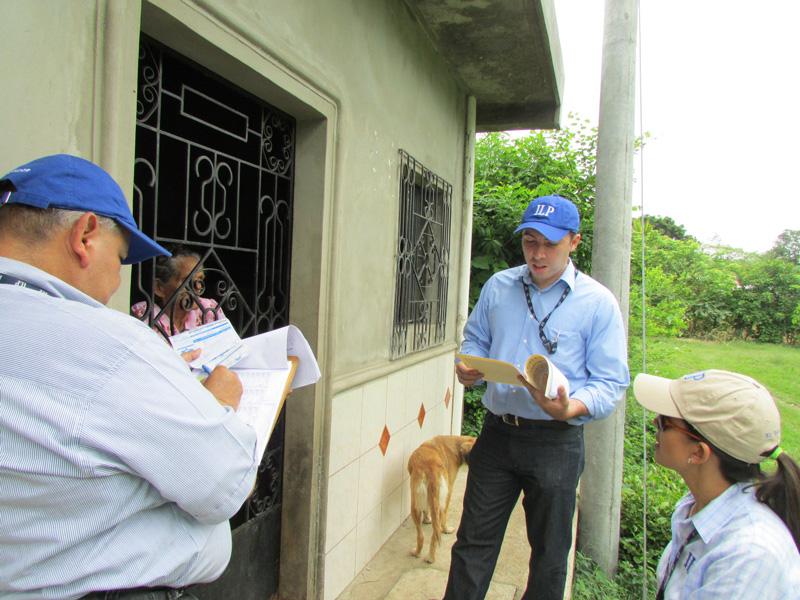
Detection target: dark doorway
<box><xmin>132</xmin><ymin>34</ymin><xmax>296</xmax><ymax>599</ymax></box>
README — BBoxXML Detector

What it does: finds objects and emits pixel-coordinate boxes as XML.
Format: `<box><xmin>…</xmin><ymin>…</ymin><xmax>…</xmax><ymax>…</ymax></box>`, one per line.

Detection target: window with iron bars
<box><xmin>392</xmin><ymin>150</ymin><xmax>452</xmax><ymax>358</ymax></box>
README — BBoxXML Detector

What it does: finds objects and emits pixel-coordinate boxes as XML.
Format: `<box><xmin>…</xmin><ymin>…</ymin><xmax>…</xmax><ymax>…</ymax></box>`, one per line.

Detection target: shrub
<box><xmin>620</xmin><ymin>392</ymin><xmax>684</xmax><ymax>576</ymax></box>
<box><xmin>461</xmin><ymin>383</ymin><xmax>487</xmax><ymax>437</ymax></box>
<box><xmin>572</xmin><ymin>552</ymin><xmax>656</xmax><ymax>600</ymax></box>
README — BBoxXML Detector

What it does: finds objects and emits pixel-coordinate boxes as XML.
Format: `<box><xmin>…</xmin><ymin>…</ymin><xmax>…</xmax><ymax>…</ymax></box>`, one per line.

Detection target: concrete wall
<box><xmin>0</xmin><ymin>0</ymin><xmax>143</xmax><ymax>313</ymax></box>
<box><xmin>0</xmin><ymin>1</ymin><xmax>470</xmax><ymax>598</ymax></box>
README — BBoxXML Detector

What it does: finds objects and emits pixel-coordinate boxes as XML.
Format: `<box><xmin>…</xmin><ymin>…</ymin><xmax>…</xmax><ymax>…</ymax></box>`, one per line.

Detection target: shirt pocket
<box><xmin>550</xmin><ymin>329</ymin><xmax>584</xmax><ymax>374</ymax></box>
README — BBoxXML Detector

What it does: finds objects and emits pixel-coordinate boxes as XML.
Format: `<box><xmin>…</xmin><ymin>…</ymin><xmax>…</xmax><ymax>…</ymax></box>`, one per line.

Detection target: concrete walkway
<box><xmin>334</xmin><ymin>467</ymin><xmax>544</xmax><ymax>600</ymax></box>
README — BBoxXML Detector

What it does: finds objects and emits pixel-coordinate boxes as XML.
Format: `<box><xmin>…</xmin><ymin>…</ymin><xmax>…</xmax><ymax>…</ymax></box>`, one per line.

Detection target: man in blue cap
<box><xmin>0</xmin><ymin>155</ymin><xmax>258</xmax><ymax>599</ymax></box>
<box><xmin>442</xmin><ymin>195</ymin><xmax>629</xmax><ymax>600</ymax></box>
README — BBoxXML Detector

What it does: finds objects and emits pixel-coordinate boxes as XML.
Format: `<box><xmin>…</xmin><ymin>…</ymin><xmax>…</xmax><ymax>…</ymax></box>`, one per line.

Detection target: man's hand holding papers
<box><xmin>170</xmin><ymin>322</ymin><xmax>321</xmax><ymax>461</ymax></box>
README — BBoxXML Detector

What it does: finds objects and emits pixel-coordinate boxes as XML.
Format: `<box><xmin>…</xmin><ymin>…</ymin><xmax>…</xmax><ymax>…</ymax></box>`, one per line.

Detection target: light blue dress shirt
<box><xmin>658</xmin><ymin>482</ymin><xmax>800</xmax><ymax>599</ymax></box>
<box><xmin>461</xmin><ymin>262</ymin><xmax>629</xmax><ymax>424</ymax></box>
<box><xmin>0</xmin><ymin>257</ymin><xmax>259</xmax><ymax>600</ymax></box>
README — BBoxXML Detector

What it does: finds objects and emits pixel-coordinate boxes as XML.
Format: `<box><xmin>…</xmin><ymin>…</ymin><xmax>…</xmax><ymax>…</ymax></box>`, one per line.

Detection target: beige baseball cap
<box><xmin>633</xmin><ymin>370</ymin><xmax>781</xmax><ymax>464</ymax></box>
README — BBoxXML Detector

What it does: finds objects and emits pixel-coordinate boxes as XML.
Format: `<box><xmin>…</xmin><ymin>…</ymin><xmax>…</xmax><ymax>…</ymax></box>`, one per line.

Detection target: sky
<box><xmin>512</xmin><ymin>0</ymin><xmax>800</xmax><ymax>254</ymax></box>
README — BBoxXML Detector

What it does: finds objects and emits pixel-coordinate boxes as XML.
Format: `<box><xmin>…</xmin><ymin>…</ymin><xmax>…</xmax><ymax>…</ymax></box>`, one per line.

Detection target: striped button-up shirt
<box><xmin>0</xmin><ymin>257</ymin><xmax>258</xmax><ymax>600</ymax></box>
<box><xmin>658</xmin><ymin>482</ymin><xmax>800</xmax><ymax>599</ymax></box>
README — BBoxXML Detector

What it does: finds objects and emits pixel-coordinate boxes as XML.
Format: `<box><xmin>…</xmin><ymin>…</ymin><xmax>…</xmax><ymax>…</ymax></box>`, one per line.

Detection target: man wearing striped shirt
<box><xmin>0</xmin><ymin>155</ymin><xmax>259</xmax><ymax>600</ymax></box>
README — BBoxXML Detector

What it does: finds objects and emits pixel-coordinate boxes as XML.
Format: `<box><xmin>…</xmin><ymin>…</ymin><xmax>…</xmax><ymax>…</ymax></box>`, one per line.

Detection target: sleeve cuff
<box><xmin>567</xmin><ymin>388</ymin><xmax>596</xmax><ymax>425</ymax></box>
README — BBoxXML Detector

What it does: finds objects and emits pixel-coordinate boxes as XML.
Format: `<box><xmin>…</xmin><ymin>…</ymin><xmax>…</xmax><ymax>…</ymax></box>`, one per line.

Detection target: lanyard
<box><xmin>521</xmin><ymin>268</ymin><xmax>576</xmax><ymax>354</ymax></box>
<box><xmin>0</xmin><ymin>273</ymin><xmax>56</xmax><ymax>297</ymax></box>
<box><xmin>656</xmin><ymin>527</ymin><xmax>698</xmax><ymax>600</ymax></box>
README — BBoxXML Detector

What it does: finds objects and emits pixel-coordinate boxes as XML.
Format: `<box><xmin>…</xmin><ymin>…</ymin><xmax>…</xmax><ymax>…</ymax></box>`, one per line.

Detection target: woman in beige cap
<box><xmin>633</xmin><ymin>369</ymin><xmax>800</xmax><ymax>599</ymax></box>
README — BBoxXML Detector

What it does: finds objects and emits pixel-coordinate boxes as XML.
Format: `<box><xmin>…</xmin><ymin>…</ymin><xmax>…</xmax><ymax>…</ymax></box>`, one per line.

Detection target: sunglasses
<box><xmin>655</xmin><ymin>414</ymin><xmax>704</xmax><ymax>442</ymax></box>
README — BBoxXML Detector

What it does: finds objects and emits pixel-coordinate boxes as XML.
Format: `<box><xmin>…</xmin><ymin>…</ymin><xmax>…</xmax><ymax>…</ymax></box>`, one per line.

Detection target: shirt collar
<box><xmin>519</xmin><ymin>259</ymin><xmax>577</xmax><ymax>292</ymax></box>
<box><xmin>0</xmin><ymin>256</ymin><xmax>101</xmax><ymax>307</ymax></box>
<box><xmin>689</xmin><ymin>482</ymin><xmax>753</xmax><ymax>543</ymax></box>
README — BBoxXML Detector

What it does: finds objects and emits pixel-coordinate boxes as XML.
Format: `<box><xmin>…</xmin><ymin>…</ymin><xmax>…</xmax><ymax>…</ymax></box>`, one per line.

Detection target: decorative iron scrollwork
<box><xmin>132</xmin><ymin>35</ymin><xmax>295</xmax><ymax>527</ymax></box>
<box><xmin>392</xmin><ymin>150</ymin><xmax>452</xmax><ymax>358</ymax></box>
<box><xmin>192</xmin><ymin>156</ymin><xmax>233</xmax><ymax>239</ymax></box>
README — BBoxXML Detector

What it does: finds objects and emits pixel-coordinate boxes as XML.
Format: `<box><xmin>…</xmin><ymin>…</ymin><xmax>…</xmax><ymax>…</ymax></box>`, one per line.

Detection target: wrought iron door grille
<box><xmin>392</xmin><ymin>150</ymin><xmax>452</xmax><ymax>358</ymax></box>
<box><xmin>132</xmin><ymin>35</ymin><xmax>295</xmax><ymax>527</ymax></box>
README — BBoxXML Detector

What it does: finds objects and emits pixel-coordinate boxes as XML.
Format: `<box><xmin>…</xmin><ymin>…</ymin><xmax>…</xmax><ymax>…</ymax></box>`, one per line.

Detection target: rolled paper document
<box><xmin>524</xmin><ymin>354</ymin><xmax>570</xmax><ymax>399</ymax></box>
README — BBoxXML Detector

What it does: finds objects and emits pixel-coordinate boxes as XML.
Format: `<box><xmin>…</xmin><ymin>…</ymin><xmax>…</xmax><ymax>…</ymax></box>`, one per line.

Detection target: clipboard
<box><xmin>270</xmin><ymin>355</ymin><xmax>298</xmax><ymax>438</ymax></box>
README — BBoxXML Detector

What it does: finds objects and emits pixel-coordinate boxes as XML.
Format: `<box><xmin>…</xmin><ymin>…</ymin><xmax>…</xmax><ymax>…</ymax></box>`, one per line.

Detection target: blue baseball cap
<box><xmin>513</xmin><ymin>195</ymin><xmax>580</xmax><ymax>241</ymax></box>
<box><xmin>0</xmin><ymin>154</ymin><xmax>170</xmax><ymax>264</ymax></box>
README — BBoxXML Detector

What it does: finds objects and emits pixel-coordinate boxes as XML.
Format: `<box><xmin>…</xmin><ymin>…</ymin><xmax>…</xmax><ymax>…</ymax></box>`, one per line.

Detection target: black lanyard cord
<box><xmin>0</xmin><ymin>273</ymin><xmax>56</xmax><ymax>297</ymax></box>
<box><xmin>521</xmin><ymin>267</ymin><xmax>577</xmax><ymax>354</ymax></box>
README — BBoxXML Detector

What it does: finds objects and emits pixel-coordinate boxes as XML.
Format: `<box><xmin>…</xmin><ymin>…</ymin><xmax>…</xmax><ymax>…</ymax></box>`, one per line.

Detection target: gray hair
<box><xmin>154</xmin><ymin>243</ymin><xmax>202</xmax><ymax>283</ymax></box>
<box><xmin>0</xmin><ymin>204</ymin><xmax>119</xmax><ymax>243</ymax></box>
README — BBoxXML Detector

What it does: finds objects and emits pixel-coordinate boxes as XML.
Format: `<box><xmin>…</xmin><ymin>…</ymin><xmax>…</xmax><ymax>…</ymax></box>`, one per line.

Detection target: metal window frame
<box><xmin>392</xmin><ymin>149</ymin><xmax>452</xmax><ymax>358</ymax></box>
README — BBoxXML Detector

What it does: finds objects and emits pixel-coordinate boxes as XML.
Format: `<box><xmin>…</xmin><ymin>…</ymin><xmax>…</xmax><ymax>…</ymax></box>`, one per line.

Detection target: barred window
<box><xmin>392</xmin><ymin>150</ymin><xmax>452</xmax><ymax>358</ymax></box>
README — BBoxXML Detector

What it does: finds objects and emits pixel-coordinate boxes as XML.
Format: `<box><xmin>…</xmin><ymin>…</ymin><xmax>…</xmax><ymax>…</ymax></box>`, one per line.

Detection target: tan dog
<box><xmin>407</xmin><ymin>434</ymin><xmax>476</xmax><ymax>563</ymax></box>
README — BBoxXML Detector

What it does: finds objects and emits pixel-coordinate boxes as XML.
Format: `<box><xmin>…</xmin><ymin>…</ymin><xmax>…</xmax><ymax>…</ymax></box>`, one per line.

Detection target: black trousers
<box><xmin>443</xmin><ymin>413</ymin><xmax>585</xmax><ymax>600</ymax></box>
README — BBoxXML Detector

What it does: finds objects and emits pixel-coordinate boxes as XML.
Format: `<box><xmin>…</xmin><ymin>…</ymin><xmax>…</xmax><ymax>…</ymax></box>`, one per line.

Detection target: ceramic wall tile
<box><xmin>355</xmin><ymin>504</ymin><xmax>382</xmax><ymax>575</ymax></box>
<box><xmin>325</xmin><ymin>459</ymin><xmax>360</xmax><ymax>553</ymax></box>
<box><xmin>382</xmin><ymin>424</ymin><xmax>405</xmax><ymax>499</ymax></box>
<box><xmin>360</xmin><ymin>377</ymin><xmax>388</xmax><ymax>455</ymax></box>
<box><xmin>357</xmin><ymin>446</ymin><xmax>384</xmax><ymax>522</ymax></box>
<box><xmin>380</xmin><ymin>483</ymin><xmax>403</xmax><ymax>541</ymax></box>
<box><xmin>323</xmin><ymin>528</ymin><xmax>356</xmax><ymax>600</ymax></box>
<box><xmin>404</xmin><ymin>361</ymin><xmax>427</xmax><ymax>425</ymax></box>
<box><xmin>385</xmin><ymin>367</ymin><xmax>409</xmax><ymax>435</ymax></box>
<box><xmin>328</xmin><ymin>387</ymin><xmax>364</xmax><ymax>476</ymax></box>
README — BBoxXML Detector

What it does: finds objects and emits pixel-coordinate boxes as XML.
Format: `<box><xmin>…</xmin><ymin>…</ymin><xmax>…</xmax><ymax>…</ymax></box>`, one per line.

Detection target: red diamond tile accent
<box><xmin>418</xmin><ymin>403</ymin><xmax>426</xmax><ymax>428</ymax></box>
<box><xmin>444</xmin><ymin>388</ymin><xmax>451</xmax><ymax>409</ymax></box>
<box><xmin>379</xmin><ymin>425</ymin><xmax>391</xmax><ymax>455</ymax></box>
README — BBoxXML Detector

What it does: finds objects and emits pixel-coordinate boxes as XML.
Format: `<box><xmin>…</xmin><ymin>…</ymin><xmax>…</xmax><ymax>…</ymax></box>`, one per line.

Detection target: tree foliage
<box><xmin>644</xmin><ymin>215</ymin><xmax>695</xmax><ymax>242</ymax></box>
<box><xmin>470</xmin><ymin>117</ymin><xmax>599</xmax><ymax>307</ymax></box>
<box><xmin>726</xmin><ymin>253</ymin><xmax>800</xmax><ymax>344</ymax></box>
<box><xmin>769</xmin><ymin>229</ymin><xmax>800</xmax><ymax>265</ymax></box>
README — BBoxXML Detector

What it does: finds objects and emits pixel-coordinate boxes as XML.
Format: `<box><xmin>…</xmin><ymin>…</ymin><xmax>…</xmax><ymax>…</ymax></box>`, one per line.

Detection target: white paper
<box><xmin>168</xmin><ymin>319</ymin><xmax>249</xmax><ymax>371</ymax></box>
<box><xmin>231</xmin><ymin>325</ymin><xmax>321</xmax><ymax>460</ymax></box>
<box><xmin>524</xmin><ymin>354</ymin><xmax>570</xmax><ymax>399</ymax></box>
<box><xmin>179</xmin><ymin>323</ymin><xmax>321</xmax><ymax>461</ymax></box>
<box><xmin>236</xmin><ymin>325</ymin><xmax>321</xmax><ymax>389</ymax></box>
<box><xmin>235</xmin><ymin>363</ymin><xmax>293</xmax><ymax>460</ymax></box>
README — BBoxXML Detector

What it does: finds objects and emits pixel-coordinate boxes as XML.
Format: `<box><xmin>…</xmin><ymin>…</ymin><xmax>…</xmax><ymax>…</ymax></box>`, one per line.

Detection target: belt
<box><xmin>81</xmin><ymin>587</ymin><xmax>187</xmax><ymax>600</ymax></box>
<box><xmin>488</xmin><ymin>411</ymin><xmax>573</xmax><ymax>430</ymax></box>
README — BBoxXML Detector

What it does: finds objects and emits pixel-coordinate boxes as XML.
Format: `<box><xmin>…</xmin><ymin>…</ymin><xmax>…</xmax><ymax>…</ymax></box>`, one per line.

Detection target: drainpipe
<box><xmin>453</xmin><ymin>95</ymin><xmax>477</xmax><ymax>434</ymax></box>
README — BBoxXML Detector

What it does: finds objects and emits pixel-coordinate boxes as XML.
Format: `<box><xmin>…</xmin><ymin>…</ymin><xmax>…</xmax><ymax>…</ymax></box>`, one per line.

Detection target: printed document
<box><xmin>171</xmin><ymin>322</ymin><xmax>320</xmax><ymax>460</ymax></box>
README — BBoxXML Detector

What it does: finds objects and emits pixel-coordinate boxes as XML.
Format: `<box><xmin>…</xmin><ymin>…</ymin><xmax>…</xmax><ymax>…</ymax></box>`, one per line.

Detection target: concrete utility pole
<box><xmin>578</xmin><ymin>0</ymin><xmax>639</xmax><ymax>576</ymax></box>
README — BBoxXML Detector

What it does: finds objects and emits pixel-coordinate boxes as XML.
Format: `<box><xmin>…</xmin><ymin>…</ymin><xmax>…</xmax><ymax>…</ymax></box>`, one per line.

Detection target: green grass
<box><xmin>636</xmin><ymin>337</ymin><xmax>800</xmax><ymax>458</ymax></box>
<box><xmin>571</xmin><ymin>337</ymin><xmax>800</xmax><ymax>599</ymax></box>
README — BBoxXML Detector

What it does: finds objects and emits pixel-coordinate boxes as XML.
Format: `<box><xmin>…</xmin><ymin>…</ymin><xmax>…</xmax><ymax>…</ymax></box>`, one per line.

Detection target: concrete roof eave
<box><xmin>403</xmin><ymin>0</ymin><xmax>564</xmax><ymax>132</ymax></box>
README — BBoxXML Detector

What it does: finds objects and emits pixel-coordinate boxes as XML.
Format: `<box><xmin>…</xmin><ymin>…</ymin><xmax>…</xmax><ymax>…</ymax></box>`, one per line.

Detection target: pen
<box><xmin>202</xmin><ymin>365</ymin><xmax>212</xmax><ymax>376</ymax></box>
